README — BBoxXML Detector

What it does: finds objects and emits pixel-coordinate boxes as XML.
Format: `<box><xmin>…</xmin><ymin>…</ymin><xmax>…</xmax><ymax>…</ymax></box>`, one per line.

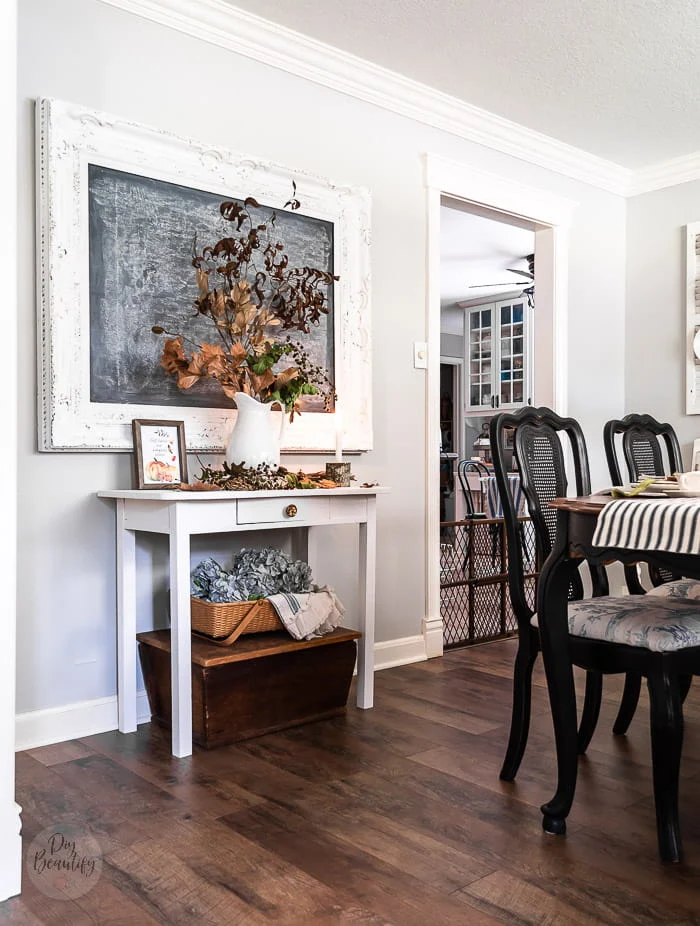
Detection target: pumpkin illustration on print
<box><xmin>132</xmin><ymin>420</ymin><xmax>188</xmax><ymax>490</ymax></box>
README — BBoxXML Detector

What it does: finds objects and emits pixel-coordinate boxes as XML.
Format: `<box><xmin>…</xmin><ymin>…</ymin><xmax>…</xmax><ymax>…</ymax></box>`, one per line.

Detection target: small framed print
<box><xmin>132</xmin><ymin>419</ymin><xmax>188</xmax><ymax>489</ymax></box>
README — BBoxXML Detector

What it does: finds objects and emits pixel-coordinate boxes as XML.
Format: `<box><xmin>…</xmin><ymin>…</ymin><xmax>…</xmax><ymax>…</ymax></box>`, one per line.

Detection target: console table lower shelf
<box><xmin>137</xmin><ymin>628</ymin><xmax>362</xmax><ymax>749</ymax></box>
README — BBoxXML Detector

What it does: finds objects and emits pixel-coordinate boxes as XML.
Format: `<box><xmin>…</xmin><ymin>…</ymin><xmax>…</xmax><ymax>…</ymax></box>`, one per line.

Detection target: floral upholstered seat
<box><xmin>532</xmin><ymin>594</ymin><xmax>700</xmax><ymax>652</ymax></box>
<box><xmin>644</xmin><ymin>578</ymin><xmax>700</xmax><ymax>603</ymax></box>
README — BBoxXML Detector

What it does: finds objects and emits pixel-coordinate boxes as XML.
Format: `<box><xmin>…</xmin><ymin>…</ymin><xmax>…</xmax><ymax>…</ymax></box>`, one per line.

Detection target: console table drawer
<box><xmin>236</xmin><ymin>496</ymin><xmax>331</xmax><ymax>525</ymax></box>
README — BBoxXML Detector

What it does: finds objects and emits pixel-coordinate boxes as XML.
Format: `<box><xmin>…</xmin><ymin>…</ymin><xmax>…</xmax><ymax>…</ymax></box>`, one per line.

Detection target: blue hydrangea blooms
<box><xmin>191</xmin><ymin>548</ymin><xmax>313</xmax><ymax>603</ymax></box>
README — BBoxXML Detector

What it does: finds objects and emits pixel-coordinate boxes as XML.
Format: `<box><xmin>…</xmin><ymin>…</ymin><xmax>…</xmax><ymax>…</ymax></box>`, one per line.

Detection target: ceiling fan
<box><xmin>467</xmin><ymin>253</ymin><xmax>535</xmax><ymax>295</ymax></box>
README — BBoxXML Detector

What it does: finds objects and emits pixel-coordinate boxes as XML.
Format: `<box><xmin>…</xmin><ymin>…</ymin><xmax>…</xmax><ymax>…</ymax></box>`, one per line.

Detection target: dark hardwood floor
<box><xmin>6</xmin><ymin>638</ymin><xmax>700</xmax><ymax>924</ymax></box>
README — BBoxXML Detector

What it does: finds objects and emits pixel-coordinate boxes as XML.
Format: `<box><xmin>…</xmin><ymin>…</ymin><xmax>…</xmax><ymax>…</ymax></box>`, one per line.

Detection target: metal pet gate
<box><xmin>440</xmin><ymin>517</ymin><xmax>537</xmax><ymax>648</ymax></box>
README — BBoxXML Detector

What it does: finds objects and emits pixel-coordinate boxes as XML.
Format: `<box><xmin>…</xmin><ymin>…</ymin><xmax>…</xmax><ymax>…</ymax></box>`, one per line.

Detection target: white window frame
<box><xmin>464</xmin><ymin>296</ymin><xmax>533</xmax><ymax>413</ymax></box>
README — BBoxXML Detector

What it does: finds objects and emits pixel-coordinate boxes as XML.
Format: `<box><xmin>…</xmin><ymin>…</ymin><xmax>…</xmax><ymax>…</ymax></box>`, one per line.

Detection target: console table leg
<box><xmin>169</xmin><ymin>506</ymin><xmax>192</xmax><ymax>757</ymax></box>
<box><xmin>291</xmin><ymin>526</ymin><xmax>319</xmax><ymax>574</ymax></box>
<box><xmin>357</xmin><ymin>497</ymin><xmax>376</xmax><ymax>709</ymax></box>
<box><xmin>116</xmin><ymin>499</ymin><xmax>137</xmax><ymax>733</ymax></box>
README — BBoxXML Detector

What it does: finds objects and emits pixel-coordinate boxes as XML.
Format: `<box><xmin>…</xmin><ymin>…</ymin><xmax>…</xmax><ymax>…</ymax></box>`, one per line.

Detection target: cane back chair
<box><xmin>603</xmin><ymin>413</ymin><xmax>696</xmax><ymax>731</ymax></box>
<box><xmin>603</xmin><ymin>412</ymin><xmax>683</xmax><ymax>592</ymax></box>
<box><xmin>604</xmin><ymin>413</ymin><xmax>683</xmax><ymax>490</ymax></box>
<box><xmin>492</xmin><ymin>405</ymin><xmax>700</xmax><ymax>862</ymax></box>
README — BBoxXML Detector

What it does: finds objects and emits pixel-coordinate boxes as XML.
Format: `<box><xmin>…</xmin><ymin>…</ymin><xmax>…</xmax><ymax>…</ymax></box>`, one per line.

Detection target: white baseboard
<box><xmin>422</xmin><ymin>616</ymin><xmax>444</xmax><ymax>658</ymax></box>
<box><xmin>374</xmin><ymin>634</ymin><xmax>427</xmax><ymax>671</ymax></box>
<box><xmin>16</xmin><ymin>636</ymin><xmax>429</xmax><ymax>751</ymax></box>
<box><xmin>16</xmin><ymin>692</ymin><xmax>151</xmax><ymax>752</ymax></box>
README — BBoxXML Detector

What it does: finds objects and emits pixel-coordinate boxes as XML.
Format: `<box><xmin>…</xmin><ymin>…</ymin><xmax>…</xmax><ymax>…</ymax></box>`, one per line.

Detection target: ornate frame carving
<box><xmin>37</xmin><ymin>97</ymin><xmax>372</xmax><ymax>452</ymax></box>
<box><xmin>686</xmin><ymin>222</ymin><xmax>700</xmax><ymax>415</ymax></box>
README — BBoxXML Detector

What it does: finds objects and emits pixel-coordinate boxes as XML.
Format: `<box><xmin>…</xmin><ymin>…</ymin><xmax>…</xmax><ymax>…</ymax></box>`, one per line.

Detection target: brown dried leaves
<box><xmin>155</xmin><ymin>189</ymin><xmax>336</xmax><ymax>410</ymax></box>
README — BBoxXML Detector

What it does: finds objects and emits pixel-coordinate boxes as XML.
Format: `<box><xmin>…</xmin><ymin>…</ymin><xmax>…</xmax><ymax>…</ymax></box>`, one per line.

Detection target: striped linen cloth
<box><xmin>484</xmin><ymin>475</ymin><xmax>527</xmax><ymax>519</ymax></box>
<box><xmin>591</xmin><ymin>498</ymin><xmax>700</xmax><ymax>555</ymax></box>
<box><xmin>267</xmin><ymin>586</ymin><xmax>345</xmax><ymax>640</ymax></box>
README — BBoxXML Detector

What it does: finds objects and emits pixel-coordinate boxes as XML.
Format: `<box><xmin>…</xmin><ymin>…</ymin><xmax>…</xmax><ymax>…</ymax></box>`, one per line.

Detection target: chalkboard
<box><xmin>88</xmin><ymin>165</ymin><xmax>334</xmax><ymax>410</ymax></box>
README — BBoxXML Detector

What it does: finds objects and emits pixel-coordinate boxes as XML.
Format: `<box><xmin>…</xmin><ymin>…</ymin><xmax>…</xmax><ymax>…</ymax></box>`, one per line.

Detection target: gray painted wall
<box><xmin>626</xmin><ymin>181</ymin><xmax>700</xmax><ymax>465</ymax></box>
<box><xmin>440</xmin><ymin>333</ymin><xmax>464</xmax><ymax>357</ymax></box>
<box><xmin>18</xmin><ymin>0</ymin><xmax>626</xmax><ymax>715</ymax></box>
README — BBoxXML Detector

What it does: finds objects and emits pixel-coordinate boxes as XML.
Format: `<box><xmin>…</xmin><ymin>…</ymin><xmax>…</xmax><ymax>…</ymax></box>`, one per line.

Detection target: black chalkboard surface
<box><xmin>88</xmin><ymin>164</ymin><xmax>334</xmax><ymax>409</ymax></box>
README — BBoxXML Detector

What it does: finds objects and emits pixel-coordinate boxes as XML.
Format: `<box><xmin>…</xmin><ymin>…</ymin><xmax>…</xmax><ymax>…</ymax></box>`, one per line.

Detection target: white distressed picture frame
<box><xmin>37</xmin><ymin>97</ymin><xmax>372</xmax><ymax>452</ymax></box>
<box><xmin>686</xmin><ymin>222</ymin><xmax>700</xmax><ymax>415</ymax></box>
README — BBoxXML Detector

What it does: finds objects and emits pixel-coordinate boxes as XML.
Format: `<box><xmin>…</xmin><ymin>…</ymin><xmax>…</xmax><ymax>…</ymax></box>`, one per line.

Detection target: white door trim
<box><xmin>424</xmin><ymin>153</ymin><xmax>576</xmax><ymax>658</ymax></box>
<box><xmin>0</xmin><ymin>0</ymin><xmax>22</xmax><ymax>903</ymax></box>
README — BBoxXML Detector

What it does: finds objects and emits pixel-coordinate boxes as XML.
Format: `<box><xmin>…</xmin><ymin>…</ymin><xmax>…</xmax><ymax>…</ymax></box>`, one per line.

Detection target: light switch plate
<box><xmin>413</xmin><ymin>341</ymin><xmax>428</xmax><ymax>369</ymax></box>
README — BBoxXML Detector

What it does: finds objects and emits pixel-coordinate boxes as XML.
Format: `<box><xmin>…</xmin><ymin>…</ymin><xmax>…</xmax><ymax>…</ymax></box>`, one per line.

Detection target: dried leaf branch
<box><xmin>192</xmin><ymin>461</ymin><xmax>346</xmax><ymax>491</ymax></box>
<box><xmin>153</xmin><ymin>190</ymin><xmax>337</xmax><ymax>417</ymax></box>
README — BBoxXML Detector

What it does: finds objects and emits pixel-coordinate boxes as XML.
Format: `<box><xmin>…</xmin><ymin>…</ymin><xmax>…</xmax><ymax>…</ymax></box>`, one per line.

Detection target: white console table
<box><xmin>98</xmin><ymin>486</ymin><xmax>388</xmax><ymax>757</ymax></box>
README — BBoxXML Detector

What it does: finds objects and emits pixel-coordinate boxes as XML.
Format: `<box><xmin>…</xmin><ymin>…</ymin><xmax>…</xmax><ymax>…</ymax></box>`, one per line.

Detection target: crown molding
<box><xmin>627</xmin><ymin>151</ymin><xmax>700</xmax><ymax>197</ymax></box>
<box><xmin>96</xmin><ymin>0</ymin><xmax>632</xmax><ymax>196</ymax></box>
<box><xmin>94</xmin><ymin>0</ymin><xmax>700</xmax><ymax>199</ymax></box>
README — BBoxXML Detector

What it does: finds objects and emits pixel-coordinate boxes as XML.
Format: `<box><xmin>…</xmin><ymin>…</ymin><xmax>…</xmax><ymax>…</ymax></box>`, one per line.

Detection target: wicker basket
<box><xmin>191</xmin><ymin>596</ymin><xmax>283</xmax><ymax>646</ymax></box>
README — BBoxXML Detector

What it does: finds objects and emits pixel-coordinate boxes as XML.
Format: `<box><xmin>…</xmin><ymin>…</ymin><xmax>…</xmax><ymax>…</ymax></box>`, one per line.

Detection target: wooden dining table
<box><xmin>536</xmin><ymin>493</ymin><xmax>700</xmax><ymax>837</ymax></box>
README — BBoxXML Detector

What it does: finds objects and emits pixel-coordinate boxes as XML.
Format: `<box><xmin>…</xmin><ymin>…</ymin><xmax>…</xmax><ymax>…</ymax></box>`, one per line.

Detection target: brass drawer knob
<box><xmin>285</xmin><ymin>504</ymin><xmax>298</xmax><ymax>518</ymax></box>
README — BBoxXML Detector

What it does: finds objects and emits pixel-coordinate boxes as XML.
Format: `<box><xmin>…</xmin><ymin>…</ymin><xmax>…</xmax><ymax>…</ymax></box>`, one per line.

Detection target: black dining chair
<box><xmin>603</xmin><ymin>413</ymin><xmax>689</xmax><ymax>731</ymax></box>
<box><xmin>604</xmin><ymin>413</ymin><xmax>683</xmax><ymax>599</ymax></box>
<box><xmin>603</xmin><ymin>413</ymin><xmax>683</xmax><ymax>489</ymax></box>
<box><xmin>491</xmin><ymin>406</ymin><xmax>700</xmax><ymax>862</ymax></box>
<box><xmin>490</xmin><ymin>406</ymin><xmax>609</xmax><ymax>778</ymax></box>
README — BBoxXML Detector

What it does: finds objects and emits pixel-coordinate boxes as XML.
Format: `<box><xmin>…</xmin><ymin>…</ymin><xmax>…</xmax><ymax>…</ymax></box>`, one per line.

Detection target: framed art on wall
<box><xmin>37</xmin><ymin>98</ymin><xmax>372</xmax><ymax>453</ymax></box>
<box><xmin>132</xmin><ymin>419</ymin><xmax>188</xmax><ymax>489</ymax></box>
<box><xmin>686</xmin><ymin>222</ymin><xmax>700</xmax><ymax>415</ymax></box>
<box><xmin>88</xmin><ymin>165</ymin><xmax>335</xmax><ymax>415</ymax></box>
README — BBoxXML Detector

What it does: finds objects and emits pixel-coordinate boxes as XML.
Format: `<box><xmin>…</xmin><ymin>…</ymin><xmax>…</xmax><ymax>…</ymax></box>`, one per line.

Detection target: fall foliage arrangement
<box><xmin>153</xmin><ymin>189</ymin><xmax>336</xmax><ymax>419</ymax></box>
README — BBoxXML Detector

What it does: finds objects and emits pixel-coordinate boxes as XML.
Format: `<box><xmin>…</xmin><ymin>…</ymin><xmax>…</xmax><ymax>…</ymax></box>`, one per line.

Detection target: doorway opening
<box><xmin>424</xmin><ymin>155</ymin><xmax>574</xmax><ymax>659</ymax></box>
<box><xmin>439</xmin><ymin>202</ymin><xmax>536</xmax><ymax>649</ymax></box>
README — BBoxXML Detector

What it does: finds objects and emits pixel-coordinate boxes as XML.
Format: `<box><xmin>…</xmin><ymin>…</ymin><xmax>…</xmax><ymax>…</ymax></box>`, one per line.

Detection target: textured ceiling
<box><xmin>440</xmin><ymin>206</ymin><xmax>535</xmax><ymax>308</ymax></box>
<box><xmin>227</xmin><ymin>0</ymin><xmax>700</xmax><ymax>168</ymax></box>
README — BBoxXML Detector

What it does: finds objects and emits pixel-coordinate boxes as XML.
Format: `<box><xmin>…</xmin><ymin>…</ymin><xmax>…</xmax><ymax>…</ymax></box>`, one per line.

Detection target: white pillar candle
<box><xmin>335</xmin><ymin>405</ymin><xmax>343</xmax><ymax>461</ymax></box>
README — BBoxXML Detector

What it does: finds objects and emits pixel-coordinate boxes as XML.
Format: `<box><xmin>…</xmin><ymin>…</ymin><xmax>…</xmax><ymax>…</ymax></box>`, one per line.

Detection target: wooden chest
<box><xmin>137</xmin><ymin>627</ymin><xmax>361</xmax><ymax>748</ymax></box>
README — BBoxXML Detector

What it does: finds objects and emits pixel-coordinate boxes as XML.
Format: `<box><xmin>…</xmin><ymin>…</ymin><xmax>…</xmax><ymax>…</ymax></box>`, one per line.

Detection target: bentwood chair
<box><xmin>457</xmin><ymin>459</ymin><xmax>490</xmax><ymax>519</ymax></box>
<box><xmin>490</xmin><ymin>406</ymin><xmax>700</xmax><ymax>861</ymax></box>
<box><xmin>458</xmin><ymin>461</ymin><xmax>525</xmax><ymax>563</ymax></box>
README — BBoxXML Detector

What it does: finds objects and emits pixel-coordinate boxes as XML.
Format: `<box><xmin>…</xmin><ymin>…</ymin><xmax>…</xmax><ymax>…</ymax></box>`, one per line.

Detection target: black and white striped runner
<box><xmin>592</xmin><ymin>498</ymin><xmax>700</xmax><ymax>555</ymax></box>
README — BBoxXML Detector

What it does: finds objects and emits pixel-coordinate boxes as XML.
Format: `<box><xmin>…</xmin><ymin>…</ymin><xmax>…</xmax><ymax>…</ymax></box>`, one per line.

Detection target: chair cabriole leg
<box><xmin>577</xmin><ymin>671</ymin><xmax>602</xmax><ymax>754</ymax></box>
<box><xmin>500</xmin><ymin>628</ymin><xmax>538</xmax><ymax>782</ymax></box>
<box><xmin>538</xmin><ymin>550</ymin><xmax>579</xmax><ymax>836</ymax></box>
<box><xmin>679</xmin><ymin>674</ymin><xmax>692</xmax><ymax>704</ymax></box>
<box><xmin>613</xmin><ymin>673</ymin><xmax>642</xmax><ymax>735</ymax></box>
<box><xmin>647</xmin><ymin>669</ymin><xmax>683</xmax><ymax>863</ymax></box>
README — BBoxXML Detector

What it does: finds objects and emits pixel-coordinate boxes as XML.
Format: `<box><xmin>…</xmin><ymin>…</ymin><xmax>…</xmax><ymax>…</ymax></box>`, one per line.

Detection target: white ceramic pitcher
<box><xmin>225</xmin><ymin>392</ymin><xmax>286</xmax><ymax>470</ymax></box>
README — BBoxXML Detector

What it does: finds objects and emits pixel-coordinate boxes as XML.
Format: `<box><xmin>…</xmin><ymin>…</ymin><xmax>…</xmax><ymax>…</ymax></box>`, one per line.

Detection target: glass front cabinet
<box><xmin>465</xmin><ymin>297</ymin><xmax>532</xmax><ymax>412</ymax></box>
